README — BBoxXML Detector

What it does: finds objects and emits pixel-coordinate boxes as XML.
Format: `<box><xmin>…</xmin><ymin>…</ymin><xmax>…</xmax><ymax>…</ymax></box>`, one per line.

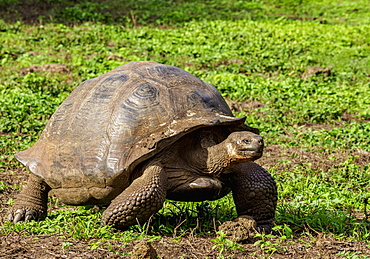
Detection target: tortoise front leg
<box><xmin>102</xmin><ymin>164</ymin><xmax>167</xmax><ymax>229</ymax></box>
<box><xmin>229</xmin><ymin>162</ymin><xmax>277</xmax><ymax>232</ymax></box>
<box><xmin>8</xmin><ymin>174</ymin><xmax>51</xmax><ymax>223</ymax></box>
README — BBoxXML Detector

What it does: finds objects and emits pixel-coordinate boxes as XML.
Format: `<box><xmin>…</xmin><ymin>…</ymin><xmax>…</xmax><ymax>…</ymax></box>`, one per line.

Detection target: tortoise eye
<box><xmin>236</xmin><ymin>139</ymin><xmax>250</xmax><ymax>145</ymax></box>
<box><xmin>243</xmin><ymin>139</ymin><xmax>251</xmax><ymax>145</ymax></box>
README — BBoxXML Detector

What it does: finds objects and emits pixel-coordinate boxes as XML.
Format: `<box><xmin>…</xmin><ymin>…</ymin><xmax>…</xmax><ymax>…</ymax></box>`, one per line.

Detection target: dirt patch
<box><xmin>301</xmin><ymin>66</ymin><xmax>333</xmax><ymax>78</ymax></box>
<box><xmin>218</xmin><ymin>215</ymin><xmax>257</xmax><ymax>242</ymax></box>
<box><xmin>132</xmin><ymin>240</ymin><xmax>158</xmax><ymax>259</ymax></box>
<box><xmin>226</xmin><ymin>99</ymin><xmax>265</xmax><ymax>114</ymax></box>
<box><xmin>20</xmin><ymin>64</ymin><xmax>71</xmax><ymax>76</ymax></box>
<box><xmin>107</xmin><ymin>53</ymin><xmax>128</xmax><ymax>61</ymax></box>
<box><xmin>209</xmin><ymin>59</ymin><xmax>244</xmax><ymax>68</ymax></box>
<box><xmin>353</xmin><ymin>149</ymin><xmax>370</xmax><ymax>166</ymax></box>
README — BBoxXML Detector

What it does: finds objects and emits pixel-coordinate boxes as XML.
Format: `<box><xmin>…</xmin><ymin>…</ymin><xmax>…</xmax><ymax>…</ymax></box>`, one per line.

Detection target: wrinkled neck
<box><xmin>206</xmin><ymin>143</ymin><xmax>235</xmax><ymax>175</ymax></box>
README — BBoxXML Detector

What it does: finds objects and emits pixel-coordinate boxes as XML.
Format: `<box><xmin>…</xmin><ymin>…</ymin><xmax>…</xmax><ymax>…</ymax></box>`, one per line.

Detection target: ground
<box><xmin>1</xmin><ymin>142</ymin><xmax>369</xmax><ymax>258</ymax></box>
<box><xmin>0</xmin><ymin>2</ymin><xmax>369</xmax><ymax>257</ymax></box>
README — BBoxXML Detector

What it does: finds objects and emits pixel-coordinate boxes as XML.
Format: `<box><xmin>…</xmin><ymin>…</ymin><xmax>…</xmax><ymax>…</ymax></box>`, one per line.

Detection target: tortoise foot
<box><xmin>102</xmin><ymin>164</ymin><xmax>166</xmax><ymax>229</ymax></box>
<box><xmin>8</xmin><ymin>174</ymin><xmax>50</xmax><ymax>223</ymax></box>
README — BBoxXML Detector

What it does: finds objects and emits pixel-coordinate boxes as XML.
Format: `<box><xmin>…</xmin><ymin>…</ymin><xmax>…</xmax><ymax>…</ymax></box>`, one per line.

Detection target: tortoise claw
<box><xmin>7</xmin><ymin>213</ymin><xmax>14</xmax><ymax>222</ymax></box>
<box><xmin>256</xmin><ymin>223</ymin><xmax>273</xmax><ymax>234</ymax></box>
<box><xmin>25</xmin><ymin>210</ymin><xmax>38</xmax><ymax>222</ymax></box>
<box><xmin>13</xmin><ymin>208</ymin><xmax>25</xmax><ymax>223</ymax></box>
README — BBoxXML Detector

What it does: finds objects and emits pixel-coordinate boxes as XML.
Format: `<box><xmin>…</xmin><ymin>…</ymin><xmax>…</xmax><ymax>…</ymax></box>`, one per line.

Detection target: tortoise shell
<box><xmin>16</xmin><ymin>61</ymin><xmax>258</xmax><ymax>195</ymax></box>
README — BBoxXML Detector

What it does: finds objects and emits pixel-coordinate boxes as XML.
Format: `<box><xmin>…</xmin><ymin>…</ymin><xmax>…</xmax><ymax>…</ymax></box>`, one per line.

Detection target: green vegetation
<box><xmin>0</xmin><ymin>0</ymin><xmax>369</xmax><ymax>254</ymax></box>
<box><xmin>212</xmin><ymin>231</ymin><xmax>245</xmax><ymax>256</ymax></box>
<box><xmin>1</xmin><ymin>0</ymin><xmax>370</xmax><ymax>25</ymax></box>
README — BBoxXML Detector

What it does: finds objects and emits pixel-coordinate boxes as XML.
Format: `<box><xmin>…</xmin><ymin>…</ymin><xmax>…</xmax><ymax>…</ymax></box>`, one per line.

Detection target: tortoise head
<box><xmin>225</xmin><ymin>131</ymin><xmax>264</xmax><ymax>162</ymax></box>
<box><xmin>205</xmin><ymin>131</ymin><xmax>264</xmax><ymax>175</ymax></box>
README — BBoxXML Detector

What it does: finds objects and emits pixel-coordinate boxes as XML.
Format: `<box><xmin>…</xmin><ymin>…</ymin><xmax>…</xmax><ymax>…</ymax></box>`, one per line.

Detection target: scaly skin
<box><xmin>8</xmin><ymin>174</ymin><xmax>51</xmax><ymax>222</ymax></box>
<box><xmin>102</xmin><ymin>164</ymin><xmax>167</xmax><ymax>229</ymax></box>
<box><xmin>228</xmin><ymin>162</ymin><xmax>277</xmax><ymax>232</ymax></box>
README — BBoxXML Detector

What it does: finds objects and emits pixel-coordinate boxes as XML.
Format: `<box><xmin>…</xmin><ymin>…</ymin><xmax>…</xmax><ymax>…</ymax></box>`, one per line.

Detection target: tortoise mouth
<box><xmin>248</xmin><ymin>152</ymin><xmax>263</xmax><ymax>160</ymax></box>
<box><xmin>236</xmin><ymin>152</ymin><xmax>263</xmax><ymax>161</ymax></box>
<box><xmin>231</xmin><ymin>147</ymin><xmax>264</xmax><ymax>162</ymax></box>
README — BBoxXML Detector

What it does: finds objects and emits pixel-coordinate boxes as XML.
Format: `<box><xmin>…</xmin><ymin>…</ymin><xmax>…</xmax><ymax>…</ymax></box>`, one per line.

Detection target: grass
<box><xmin>0</xmin><ymin>0</ymin><xmax>369</xmax><ymax>254</ymax></box>
<box><xmin>1</xmin><ymin>0</ymin><xmax>370</xmax><ymax>25</ymax></box>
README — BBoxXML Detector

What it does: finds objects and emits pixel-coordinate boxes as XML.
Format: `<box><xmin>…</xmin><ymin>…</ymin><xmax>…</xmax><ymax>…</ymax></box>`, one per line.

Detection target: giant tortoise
<box><xmin>8</xmin><ymin>61</ymin><xmax>277</xmax><ymax>231</ymax></box>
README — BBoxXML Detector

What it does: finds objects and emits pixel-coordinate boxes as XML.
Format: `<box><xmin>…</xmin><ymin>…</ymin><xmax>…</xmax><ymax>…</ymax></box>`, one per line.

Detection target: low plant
<box><xmin>211</xmin><ymin>231</ymin><xmax>244</xmax><ymax>257</ymax></box>
<box><xmin>254</xmin><ymin>231</ymin><xmax>287</xmax><ymax>256</ymax></box>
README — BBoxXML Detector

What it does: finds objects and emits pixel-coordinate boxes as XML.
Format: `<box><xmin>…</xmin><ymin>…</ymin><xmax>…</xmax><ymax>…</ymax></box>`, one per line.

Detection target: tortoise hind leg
<box><xmin>228</xmin><ymin>162</ymin><xmax>277</xmax><ymax>233</ymax></box>
<box><xmin>102</xmin><ymin>164</ymin><xmax>167</xmax><ymax>229</ymax></box>
<box><xmin>8</xmin><ymin>174</ymin><xmax>51</xmax><ymax>223</ymax></box>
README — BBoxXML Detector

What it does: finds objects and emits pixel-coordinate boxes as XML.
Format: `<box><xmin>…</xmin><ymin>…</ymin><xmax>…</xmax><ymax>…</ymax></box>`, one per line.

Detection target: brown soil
<box><xmin>1</xmin><ymin>143</ymin><xmax>369</xmax><ymax>258</ymax></box>
<box><xmin>1</xmin><ymin>233</ymin><xmax>368</xmax><ymax>259</ymax></box>
<box><xmin>19</xmin><ymin>64</ymin><xmax>71</xmax><ymax>76</ymax></box>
